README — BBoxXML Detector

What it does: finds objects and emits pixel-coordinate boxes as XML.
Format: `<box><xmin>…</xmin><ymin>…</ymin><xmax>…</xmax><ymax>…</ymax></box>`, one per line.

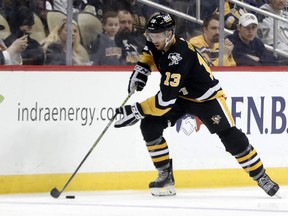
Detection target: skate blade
<box><xmin>274</xmin><ymin>191</ymin><xmax>282</xmax><ymax>199</ymax></box>
<box><xmin>150</xmin><ymin>185</ymin><xmax>176</xmax><ymax>196</ymax></box>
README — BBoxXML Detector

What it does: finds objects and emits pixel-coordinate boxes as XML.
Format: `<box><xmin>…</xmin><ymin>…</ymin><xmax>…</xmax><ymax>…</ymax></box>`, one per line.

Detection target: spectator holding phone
<box><xmin>4</xmin><ymin>6</ymin><xmax>44</xmax><ymax>65</ymax></box>
<box><xmin>0</xmin><ymin>24</ymin><xmax>28</xmax><ymax>65</ymax></box>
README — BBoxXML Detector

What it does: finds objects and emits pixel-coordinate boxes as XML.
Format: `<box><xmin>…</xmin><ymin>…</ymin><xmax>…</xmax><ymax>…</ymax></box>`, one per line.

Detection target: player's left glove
<box><xmin>128</xmin><ymin>62</ymin><xmax>151</xmax><ymax>94</ymax></box>
<box><xmin>114</xmin><ymin>103</ymin><xmax>145</xmax><ymax>128</ymax></box>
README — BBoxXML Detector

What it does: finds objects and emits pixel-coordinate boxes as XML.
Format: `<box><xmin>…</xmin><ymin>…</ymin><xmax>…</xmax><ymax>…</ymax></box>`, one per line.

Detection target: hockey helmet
<box><xmin>146</xmin><ymin>12</ymin><xmax>175</xmax><ymax>33</ymax></box>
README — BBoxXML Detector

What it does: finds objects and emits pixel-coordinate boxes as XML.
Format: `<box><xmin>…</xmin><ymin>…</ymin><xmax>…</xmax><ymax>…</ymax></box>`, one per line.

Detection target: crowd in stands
<box><xmin>0</xmin><ymin>0</ymin><xmax>287</xmax><ymax>66</ymax></box>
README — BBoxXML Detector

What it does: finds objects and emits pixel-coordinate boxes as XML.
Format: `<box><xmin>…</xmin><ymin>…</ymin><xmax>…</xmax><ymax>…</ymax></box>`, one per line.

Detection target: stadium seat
<box><xmin>77</xmin><ymin>12</ymin><xmax>102</xmax><ymax>48</ymax></box>
<box><xmin>30</xmin><ymin>13</ymin><xmax>46</xmax><ymax>43</ymax></box>
<box><xmin>47</xmin><ymin>10</ymin><xmax>66</xmax><ymax>33</ymax></box>
<box><xmin>0</xmin><ymin>14</ymin><xmax>11</xmax><ymax>40</ymax></box>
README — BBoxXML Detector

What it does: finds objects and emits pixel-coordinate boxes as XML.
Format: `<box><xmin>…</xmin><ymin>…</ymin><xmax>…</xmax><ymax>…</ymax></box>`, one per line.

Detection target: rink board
<box><xmin>0</xmin><ymin>66</ymin><xmax>287</xmax><ymax>193</ymax></box>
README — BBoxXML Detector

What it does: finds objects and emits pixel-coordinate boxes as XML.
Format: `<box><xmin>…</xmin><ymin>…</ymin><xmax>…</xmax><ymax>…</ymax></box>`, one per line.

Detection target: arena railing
<box><xmin>138</xmin><ymin>0</ymin><xmax>288</xmax><ymax>65</ymax></box>
<box><xmin>228</xmin><ymin>0</ymin><xmax>288</xmax><ymax>59</ymax></box>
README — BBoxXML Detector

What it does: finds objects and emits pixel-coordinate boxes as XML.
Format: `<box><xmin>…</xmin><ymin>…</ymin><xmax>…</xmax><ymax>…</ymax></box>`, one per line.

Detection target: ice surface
<box><xmin>0</xmin><ymin>187</ymin><xmax>287</xmax><ymax>216</ymax></box>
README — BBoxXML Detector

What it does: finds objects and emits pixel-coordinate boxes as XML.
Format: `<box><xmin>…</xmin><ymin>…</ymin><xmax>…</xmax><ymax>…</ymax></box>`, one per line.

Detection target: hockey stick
<box><xmin>50</xmin><ymin>88</ymin><xmax>136</xmax><ymax>198</ymax></box>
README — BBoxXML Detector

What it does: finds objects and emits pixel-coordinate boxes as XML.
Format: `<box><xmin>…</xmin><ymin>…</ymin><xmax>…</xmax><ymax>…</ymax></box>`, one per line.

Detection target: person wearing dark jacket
<box><xmin>111</xmin><ymin>0</ymin><xmax>148</xmax><ymax>34</ymax></box>
<box><xmin>0</xmin><ymin>23</ymin><xmax>28</xmax><ymax>65</ymax></box>
<box><xmin>89</xmin><ymin>11</ymin><xmax>124</xmax><ymax>65</ymax></box>
<box><xmin>42</xmin><ymin>19</ymin><xmax>90</xmax><ymax>65</ymax></box>
<box><xmin>4</xmin><ymin>6</ymin><xmax>44</xmax><ymax>65</ymax></box>
<box><xmin>226</xmin><ymin>13</ymin><xmax>280</xmax><ymax>66</ymax></box>
<box><xmin>115</xmin><ymin>9</ymin><xmax>146</xmax><ymax>65</ymax></box>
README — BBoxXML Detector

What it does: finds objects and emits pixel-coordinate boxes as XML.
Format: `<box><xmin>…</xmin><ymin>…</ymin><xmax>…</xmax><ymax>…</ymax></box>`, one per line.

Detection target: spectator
<box><xmin>0</xmin><ymin>23</ymin><xmax>28</xmax><ymax>65</ymax></box>
<box><xmin>258</xmin><ymin>0</ymin><xmax>288</xmax><ymax>55</ymax></box>
<box><xmin>189</xmin><ymin>13</ymin><xmax>236</xmax><ymax>66</ymax></box>
<box><xmin>89</xmin><ymin>11</ymin><xmax>124</xmax><ymax>65</ymax></box>
<box><xmin>4</xmin><ymin>6</ymin><xmax>45</xmax><ymax>65</ymax></box>
<box><xmin>46</xmin><ymin>0</ymin><xmax>53</xmax><ymax>10</ymax></box>
<box><xmin>226</xmin><ymin>13</ymin><xmax>281</xmax><ymax>66</ymax></box>
<box><xmin>42</xmin><ymin>18</ymin><xmax>90</xmax><ymax>65</ymax></box>
<box><xmin>82</xmin><ymin>0</ymin><xmax>115</xmax><ymax>21</ymax></box>
<box><xmin>243</xmin><ymin>0</ymin><xmax>268</xmax><ymax>10</ymax></box>
<box><xmin>2</xmin><ymin>0</ymin><xmax>30</xmax><ymax>24</ymax></box>
<box><xmin>2</xmin><ymin>0</ymin><xmax>52</xmax><ymax>34</ymax></box>
<box><xmin>224</xmin><ymin>1</ymin><xmax>267</xmax><ymax>29</ymax></box>
<box><xmin>111</xmin><ymin>0</ymin><xmax>148</xmax><ymax>34</ymax></box>
<box><xmin>225</xmin><ymin>0</ymin><xmax>248</xmax><ymax>30</ymax></box>
<box><xmin>33</xmin><ymin>0</ymin><xmax>54</xmax><ymax>34</ymax></box>
<box><xmin>115</xmin><ymin>9</ymin><xmax>146</xmax><ymax>65</ymax></box>
<box><xmin>186</xmin><ymin>0</ymin><xmax>245</xmax><ymax>38</ymax></box>
<box><xmin>52</xmin><ymin>0</ymin><xmax>81</xmax><ymax>14</ymax></box>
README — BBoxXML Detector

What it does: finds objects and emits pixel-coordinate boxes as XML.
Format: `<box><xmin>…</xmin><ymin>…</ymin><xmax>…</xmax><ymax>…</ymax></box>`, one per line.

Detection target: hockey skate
<box><xmin>257</xmin><ymin>173</ymin><xmax>280</xmax><ymax>197</ymax></box>
<box><xmin>149</xmin><ymin>159</ymin><xmax>176</xmax><ymax>196</ymax></box>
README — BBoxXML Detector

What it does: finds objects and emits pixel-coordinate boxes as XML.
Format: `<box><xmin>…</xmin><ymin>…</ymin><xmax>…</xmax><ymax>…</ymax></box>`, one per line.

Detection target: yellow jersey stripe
<box><xmin>217</xmin><ymin>96</ymin><xmax>235</xmax><ymax>126</ymax></box>
<box><xmin>140</xmin><ymin>96</ymin><xmax>171</xmax><ymax>116</ymax></box>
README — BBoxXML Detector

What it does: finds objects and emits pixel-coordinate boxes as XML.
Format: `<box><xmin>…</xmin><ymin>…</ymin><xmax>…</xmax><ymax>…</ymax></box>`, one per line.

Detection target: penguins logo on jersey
<box><xmin>211</xmin><ymin>115</ymin><xmax>221</xmax><ymax>125</ymax></box>
<box><xmin>168</xmin><ymin>52</ymin><xmax>182</xmax><ymax>66</ymax></box>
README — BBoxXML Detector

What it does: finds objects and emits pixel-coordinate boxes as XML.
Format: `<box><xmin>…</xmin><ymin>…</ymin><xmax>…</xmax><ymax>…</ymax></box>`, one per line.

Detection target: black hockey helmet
<box><xmin>146</xmin><ymin>12</ymin><xmax>175</xmax><ymax>33</ymax></box>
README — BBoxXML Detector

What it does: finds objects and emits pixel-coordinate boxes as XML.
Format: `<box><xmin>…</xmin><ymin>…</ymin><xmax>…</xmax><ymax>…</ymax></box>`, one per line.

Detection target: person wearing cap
<box><xmin>0</xmin><ymin>24</ymin><xmax>28</xmax><ymax>65</ymax></box>
<box><xmin>226</xmin><ymin>12</ymin><xmax>280</xmax><ymax>66</ymax></box>
<box><xmin>4</xmin><ymin>6</ymin><xmax>44</xmax><ymax>65</ymax></box>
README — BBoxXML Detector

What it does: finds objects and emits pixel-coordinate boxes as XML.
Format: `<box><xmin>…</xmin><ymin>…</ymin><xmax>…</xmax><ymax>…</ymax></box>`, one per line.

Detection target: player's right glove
<box><xmin>128</xmin><ymin>62</ymin><xmax>151</xmax><ymax>93</ymax></box>
<box><xmin>114</xmin><ymin>103</ymin><xmax>145</xmax><ymax>128</ymax></box>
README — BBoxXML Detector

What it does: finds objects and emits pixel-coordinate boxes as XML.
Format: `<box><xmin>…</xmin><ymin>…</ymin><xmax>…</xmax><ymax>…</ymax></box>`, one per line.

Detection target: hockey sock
<box><xmin>146</xmin><ymin>137</ymin><xmax>170</xmax><ymax>170</ymax></box>
<box><xmin>235</xmin><ymin>144</ymin><xmax>265</xmax><ymax>180</ymax></box>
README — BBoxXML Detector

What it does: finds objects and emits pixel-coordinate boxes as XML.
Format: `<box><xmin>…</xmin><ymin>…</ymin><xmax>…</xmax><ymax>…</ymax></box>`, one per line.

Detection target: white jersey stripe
<box><xmin>196</xmin><ymin>83</ymin><xmax>222</xmax><ymax>100</ymax></box>
<box><xmin>157</xmin><ymin>91</ymin><xmax>176</xmax><ymax>107</ymax></box>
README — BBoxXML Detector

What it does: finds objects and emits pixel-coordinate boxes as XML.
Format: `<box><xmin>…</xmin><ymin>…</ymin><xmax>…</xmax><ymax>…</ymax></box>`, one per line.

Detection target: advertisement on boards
<box><xmin>0</xmin><ymin>70</ymin><xmax>287</xmax><ymax>175</ymax></box>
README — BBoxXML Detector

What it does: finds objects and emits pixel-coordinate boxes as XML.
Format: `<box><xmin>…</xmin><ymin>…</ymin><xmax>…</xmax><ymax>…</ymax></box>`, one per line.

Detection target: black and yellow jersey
<box><xmin>139</xmin><ymin>36</ymin><xmax>225</xmax><ymax>116</ymax></box>
<box><xmin>189</xmin><ymin>35</ymin><xmax>236</xmax><ymax>67</ymax></box>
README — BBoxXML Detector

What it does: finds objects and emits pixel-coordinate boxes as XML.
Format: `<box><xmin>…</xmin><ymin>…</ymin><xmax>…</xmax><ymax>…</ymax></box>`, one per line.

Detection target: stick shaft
<box><xmin>56</xmin><ymin>89</ymin><xmax>135</xmax><ymax>195</ymax></box>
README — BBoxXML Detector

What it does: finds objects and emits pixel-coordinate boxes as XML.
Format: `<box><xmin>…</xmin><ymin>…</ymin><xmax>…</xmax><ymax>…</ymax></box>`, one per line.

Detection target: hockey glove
<box><xmin>128</xmin><ymin>62</ymin><xmax>151</xmax><ymax>93</ymax></box>
<box><xmin>114</xmin><ymin>103</ymin><xmax>145</xmax><ymax>128</ymax></box>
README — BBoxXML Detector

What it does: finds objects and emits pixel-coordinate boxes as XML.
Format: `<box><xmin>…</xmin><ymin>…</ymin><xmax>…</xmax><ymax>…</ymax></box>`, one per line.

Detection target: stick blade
<box><xmin>50</xmin><ymin>187</ymin><xmax>61</xmax><ymax>198</ymax></box>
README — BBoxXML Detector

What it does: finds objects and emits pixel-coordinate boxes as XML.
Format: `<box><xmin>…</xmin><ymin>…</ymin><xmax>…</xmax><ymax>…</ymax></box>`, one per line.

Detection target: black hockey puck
<box><xmin>66</xmin><ymin>195</ymin><xmax>75</xmax><ymax>199</ymax></box>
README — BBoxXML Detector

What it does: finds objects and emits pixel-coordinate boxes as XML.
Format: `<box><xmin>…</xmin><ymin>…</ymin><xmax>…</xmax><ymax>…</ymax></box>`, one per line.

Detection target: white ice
<box><xmin>0</xmin><ymin>186</ymin><xmax>287</xmax><ymax>216</ymax></box>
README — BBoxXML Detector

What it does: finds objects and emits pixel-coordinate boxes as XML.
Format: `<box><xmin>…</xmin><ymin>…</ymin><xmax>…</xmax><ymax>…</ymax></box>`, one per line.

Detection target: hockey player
<box><xmin>114</xmin><ymin>12</ymin><xmax>280</xmax><ymax>197</ymax></box>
